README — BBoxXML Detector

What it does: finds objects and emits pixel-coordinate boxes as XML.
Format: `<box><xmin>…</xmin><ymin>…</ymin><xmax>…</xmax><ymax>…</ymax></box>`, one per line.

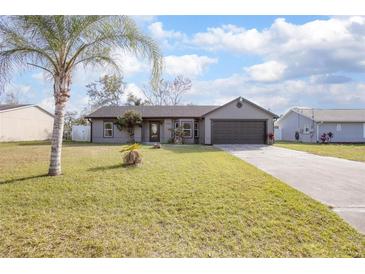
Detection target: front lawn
<box><xmin>0</xmin><ymin>142</ymin><xmax>364</xmax><ymax>257</ymax></box>
<box><xmin>275</xmin><ymin>142</ymin><xmax>365</xmax><ymax>162</ymax></box>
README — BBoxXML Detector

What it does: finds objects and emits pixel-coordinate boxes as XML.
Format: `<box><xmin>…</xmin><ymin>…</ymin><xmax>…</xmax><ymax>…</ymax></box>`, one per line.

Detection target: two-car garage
<box><xmin>211</xmin><ymin>120</ymin><xmax>266</xmax><ymax>144</ymax></box>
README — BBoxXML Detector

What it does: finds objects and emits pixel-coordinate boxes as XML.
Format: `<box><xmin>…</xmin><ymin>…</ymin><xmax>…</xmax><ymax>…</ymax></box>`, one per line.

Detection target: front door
<box><xmin>149</xmin><ymin>122</ymin><xmax>160</xmax><ymax>142</ymax></box>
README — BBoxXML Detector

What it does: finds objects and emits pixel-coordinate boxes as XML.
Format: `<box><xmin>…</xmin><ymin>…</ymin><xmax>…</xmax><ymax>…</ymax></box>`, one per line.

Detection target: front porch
<box><xmin>141</xmin><ymin>118</ymin><xmax>200</xmax><ymax>144</ymax></box>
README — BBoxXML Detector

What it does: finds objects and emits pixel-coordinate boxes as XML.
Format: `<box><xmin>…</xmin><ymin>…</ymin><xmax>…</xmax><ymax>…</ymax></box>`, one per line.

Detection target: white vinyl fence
<box><xmin>72</xmin><ymin>125</ymin><xmax>91</xmax><ymax>142</ymax></box>
<box><xmin>274</xmin><ymin>127</ymin><xmax>282</xmax><ymax>141</ymax></box>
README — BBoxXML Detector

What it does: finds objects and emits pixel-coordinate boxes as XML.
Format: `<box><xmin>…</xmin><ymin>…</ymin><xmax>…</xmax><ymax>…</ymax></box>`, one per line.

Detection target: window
<box><xmin>103</xmin><ymin>122</ymin><xmax>113</xmax><ymax>137</ymax></box>
<box><xmin>303</xmin><ymin>124</ymin><xmax>310</xmax><ymax>134</ymax></box>
<box><xmin>181</xmin><ymin>121</ymin><xmax>192</xmax><ymax>138</ymax></box>
<box><xmin>336</xmin><ymin>124</ymin><xmax>342</xmax><ymax>132</ymax></box>
<box><xmin>194</xmin><ymin>122</ymin><xmax>199</xmax><ymax>138</ymax></box>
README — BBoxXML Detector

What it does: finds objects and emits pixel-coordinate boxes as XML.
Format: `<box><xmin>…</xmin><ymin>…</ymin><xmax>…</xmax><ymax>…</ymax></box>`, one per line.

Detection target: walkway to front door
<box><xmin>215</xmin><ymin>144</ymin><xmax>365</xmax><ymax>234</ymax></box>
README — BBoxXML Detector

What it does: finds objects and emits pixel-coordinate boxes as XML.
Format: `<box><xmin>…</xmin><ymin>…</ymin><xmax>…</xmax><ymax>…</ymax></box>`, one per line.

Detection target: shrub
<box><xmin>295</xmin><ymin>131</ymin><xmax>300</xmax><ymax>141</ymax></box>
<box><xmin>169</xmin><ymin>126</ymin><xmax>185</xmax><ymax>144</ymax></box>
<box><xmin>120</xmin><ymin>143</ymin><xmax>142</xmax><ymax>166</ymax></box>
<box><xmin>320</xmin><ymin>132</ymin><xmax>334</xmax><ymax>144</ymax></box>
<box><xmin>116</xmin><ymin>110</ymin><xmax>143</xmax><ymax>143</ymax></box>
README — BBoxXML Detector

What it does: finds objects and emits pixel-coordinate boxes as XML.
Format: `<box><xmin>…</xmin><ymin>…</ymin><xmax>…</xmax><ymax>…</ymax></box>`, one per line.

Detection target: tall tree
<box><xmin>166</xmin><ymin>75</ymin><xmax>192</xmax><ymax>105</ymax></box>
<box><xmin>0</xmin><ymin>89</ymin><xmax>21</xmax><ymax>104</ymax></box>
<box><xmin>86</xmin><ymin>74</ymin><xmax>125</xmax><ymax>109</ymax></box>
<box><xmin>142</xmin><ymin>75</ymin><xmax>192</xmax><ymax>105</ymax></box>
<box><xmin>0</xmin><ymin>16</ymin><xmax>162</xmax><ymax>176</ymax></box>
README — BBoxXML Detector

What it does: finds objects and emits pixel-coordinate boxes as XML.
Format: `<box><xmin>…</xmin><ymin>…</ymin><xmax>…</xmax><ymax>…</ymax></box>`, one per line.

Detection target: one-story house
<box><xmin>0</xmin><ymin>104</ymin><xmax>54</xmax><ymax>142</ymax></box>
<box><xmin>275</xmin><ymin>107</ymin><xmax>365</xmax><ymax>143</ymax></box>
<box><xmin>85</xmin><ymin>97</ymin><xmax>278</xmax><ymax>145</ymax></box>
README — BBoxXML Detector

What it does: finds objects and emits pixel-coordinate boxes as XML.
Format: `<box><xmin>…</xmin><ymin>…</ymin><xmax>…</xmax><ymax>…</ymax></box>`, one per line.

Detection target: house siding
<box><xmin>275</xmin><ymin>111</ymin><xmax>316</xmax><ymax>142</ymax></box>
<box><xmin>92</xmin><ymin>119</ymin><xmax>141</xmax><ymax>143</ymax></box>
<box><xmin>199</xmin><ymin>119</ymin><xmax>205</xmax><ymax>144</ymax></box>
<box><xmin>0</xmin><ymin>106</ymin><xmax>53</xmax><ymax>142</ymax></box>
<box><xmin>319</xmin><ymin>122</ymin><xmax>365</xmax><ymax>143</ymax></box>
<box><xmin>204</xmin><ymin>99</ymin><xmax>274</xmax><ymax>144</ymax></box>
<box><xmin>276</xmin><ymin>111</ymin><xmax>365</xmax><ymax>143</ymax></box>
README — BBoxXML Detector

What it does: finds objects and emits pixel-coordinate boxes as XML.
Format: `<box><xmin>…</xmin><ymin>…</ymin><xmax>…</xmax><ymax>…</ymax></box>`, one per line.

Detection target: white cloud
<box><xmin>192</xmin><ymin>16</ymin><xmax>365</xmax><ymax>82</ymax></box>
<box><xmin>121</xmin><ymin>83</ymin><xmax>147</xmax><ymax>103</ymax></box>
<box><xmin>245</xmin><ymin>61</ymin><xmax>287</xmax><ymax>82</ymax></box>
<box><xmin>148</xmin><ymin>21</ymin><xmax>187</xmax><ymax>49</ymax></box>
<box><xmin>118</xmin><ymin>53</ymin><xmax>149</xmax><ymax>77</ymax></box>
<box><xmin>0</xmin><ymin>84</ymin><xmax>36</xmax><ymax>104</ymax></box>
<box><xmin>148</xmin><ymin>22</ymin><xmax>184</xmax><ymax>40</ymax></box>
<box><xmin>183</xmin><ymin>71</ymin><xmax>365</xmax><ymax>114</ymax></box>
<box><xmin>71</xmin><ymin>50</ymin><xmax>149</xmax><ymax>88</ymax></box>
<box><xmin>39</xmin><ymin>96</ymin><xmax>54</xmax><ymax>113</ymax></box>
<box><xmin>192</xmin><ymin>24</ymin><xmax>269</xmax><ymax>53</ymax></box>
<box><xmin>131</xmin><ymin>16</ymin><xmax>157</xmax><ymax>27</ymax></box>
<box><xmin>164</xmin><ymin>54</ymin><xmax>217</xmax><ymax>78</ymax></box>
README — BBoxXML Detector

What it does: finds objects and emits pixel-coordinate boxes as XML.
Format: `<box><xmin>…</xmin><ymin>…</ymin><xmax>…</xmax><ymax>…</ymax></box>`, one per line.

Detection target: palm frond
<box><xmin>0</xmin><ymin>15</ymin><xmax>163</xmax><ymax>92</ymax></box>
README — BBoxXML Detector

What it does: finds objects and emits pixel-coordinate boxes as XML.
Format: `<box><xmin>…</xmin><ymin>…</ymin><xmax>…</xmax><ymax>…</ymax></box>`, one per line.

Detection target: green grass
<box><xmin>275</xmin><ymin>142</ymin><xmax>365</xmax><ymax>162</ymax></box>
<box><xmin>0</xmin><ymin>142</ymin><xmax>364</xmax><ymax>257</ymax></box>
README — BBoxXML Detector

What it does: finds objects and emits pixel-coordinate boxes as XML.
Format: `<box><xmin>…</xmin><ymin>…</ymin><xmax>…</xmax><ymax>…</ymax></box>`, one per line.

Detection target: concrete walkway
<box><xmin>215</xmin><ymin>144</ymin><xmax>365</xmax><ymax>234</ymax></box>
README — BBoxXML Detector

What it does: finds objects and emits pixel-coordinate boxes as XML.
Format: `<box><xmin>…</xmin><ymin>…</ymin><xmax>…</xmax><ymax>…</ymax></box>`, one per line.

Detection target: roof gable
<box><xmin>0</xmin><ymin>104</ymin><xmax>54</xmax><ymax>117</ymax></box>
<box><xmin>202</xmin><ymin>97</ymin><xmax>278</xmax><ymax>118</ymax></box>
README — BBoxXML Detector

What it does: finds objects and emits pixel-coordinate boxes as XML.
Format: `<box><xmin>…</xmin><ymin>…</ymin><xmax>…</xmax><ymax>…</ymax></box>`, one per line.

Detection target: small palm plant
<box><xmin>120</xmin><ymin>143</ymin><xmax>142</xmax><ymax>166</ymax></box>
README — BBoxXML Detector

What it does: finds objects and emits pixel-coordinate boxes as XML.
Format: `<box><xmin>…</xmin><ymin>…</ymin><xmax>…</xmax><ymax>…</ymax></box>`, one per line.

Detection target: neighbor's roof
<box><xmin>0</xmin><ymin>104</ymin><xmax>32</xmax><ymax>111</ymax></box>
<box><xmin>292</xmin><ymin>108</ymin><xmax>365</xmax><ymax>122</ymax></box>
<box><xmin>85</xmin><ymin>105</ymin><xmax>219</xmax><ymax>118</ymax></box>
<box><xmin>0</xmin><ymin>104</ymin><xmax>54</xmax><ymax>117</ymax></box>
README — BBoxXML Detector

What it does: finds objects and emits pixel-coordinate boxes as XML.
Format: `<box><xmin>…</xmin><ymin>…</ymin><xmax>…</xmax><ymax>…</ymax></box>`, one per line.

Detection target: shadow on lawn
<box><xmin>0</xmin><ymin>174</ymin><xmax>48</xmax><ymax>185</ymax></box>
<box><xmin>88</xmin><ymin>163</ymin><xmax>131</xmax><ymax>172</ymax></box>
<box><xmin>161</xmin><ymin>144</ymin><xmax>219</xmax><ymax>154</ymax></box>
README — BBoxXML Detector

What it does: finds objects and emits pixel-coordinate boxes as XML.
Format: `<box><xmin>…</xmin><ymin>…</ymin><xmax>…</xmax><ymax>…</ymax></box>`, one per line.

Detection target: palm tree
<box><xmin>0</xmin><ymin>16</ymin><xmax>162</xmax><ymax>176</ymax></box>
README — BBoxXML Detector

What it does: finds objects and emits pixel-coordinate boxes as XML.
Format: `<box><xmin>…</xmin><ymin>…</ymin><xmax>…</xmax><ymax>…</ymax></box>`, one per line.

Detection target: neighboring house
<box><xmin>85</xmin><ymin>97</ymin><xmax>278</xmax><ymax>145</ymax></box>
<box><xmin>0</xmin><ymin>104</ymin><xmax>54</xmax><ymax>142</ymax></box>
<box><xmin>275</xmin><ymin>107</ymin><xmax>365</xmax><ymax>143</ymax></box>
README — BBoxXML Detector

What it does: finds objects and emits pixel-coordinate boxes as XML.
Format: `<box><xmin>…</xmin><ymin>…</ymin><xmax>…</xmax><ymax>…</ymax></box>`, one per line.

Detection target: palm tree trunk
<box><xmin>48</xmin><ymin>73</ymin><xmax>71</xmax><ymax>176</ymax></box>
<box><xmin>48</xmin><ymin>102</ymin><xmax>66</xmax><ymax>176</ymax></box>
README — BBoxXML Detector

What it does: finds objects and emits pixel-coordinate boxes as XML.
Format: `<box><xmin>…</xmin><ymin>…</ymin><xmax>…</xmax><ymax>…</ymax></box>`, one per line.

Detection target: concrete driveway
<box><xmin>215</xmin><ymin>144</ymin><xmax>365</xmax><ymax>234</ymax></box>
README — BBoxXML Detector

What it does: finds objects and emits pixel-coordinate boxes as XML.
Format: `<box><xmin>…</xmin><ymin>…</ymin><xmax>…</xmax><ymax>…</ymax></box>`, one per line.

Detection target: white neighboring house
<box><xmin>275</xmin><ymin>107</ymin><xmax>365</xmax><ymax>143</ymax></box>
<box><xmin>0</xmin><ymin>104</ymin><xmax>54</xmax><ymax>142</ymax></box>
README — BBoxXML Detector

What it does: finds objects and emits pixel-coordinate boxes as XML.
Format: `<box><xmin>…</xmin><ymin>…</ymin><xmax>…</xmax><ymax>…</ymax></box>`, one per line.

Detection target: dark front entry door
<box><xmin>149</xmin><ymin>122</ymin><xmax>160</xmax><ymax>142</ymax></box>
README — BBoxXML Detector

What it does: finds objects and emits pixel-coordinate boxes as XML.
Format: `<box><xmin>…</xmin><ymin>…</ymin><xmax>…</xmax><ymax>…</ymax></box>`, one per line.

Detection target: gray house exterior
<box><xmin>275</xmin><ymin>108</ymin><xmax>365</xmax><ymax>143</ymax></box>
<box><xmin>85</xmin><ymin>97</ymin><xmax>278</xmax><ymax>145</ymax></box>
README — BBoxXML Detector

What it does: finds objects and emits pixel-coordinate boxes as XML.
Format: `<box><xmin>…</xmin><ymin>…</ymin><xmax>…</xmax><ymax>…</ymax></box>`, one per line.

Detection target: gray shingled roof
<box><xmin>85</xmin><ymin>105</ymin><xmax>219</xmax><ymax>118</ymax></box>
<box><xmin>293</xmin><ymin>108</ymin><xmax>365</xmax><ymax>122</ymax></box>
<box><xmin>0</xmin><ymin>104</ymin><xmax>31</xmax><ymax>111</ymax></box>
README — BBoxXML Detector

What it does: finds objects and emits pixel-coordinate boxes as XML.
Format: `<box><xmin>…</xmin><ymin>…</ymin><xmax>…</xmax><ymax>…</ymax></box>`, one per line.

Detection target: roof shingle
<box><xmin>85</xmin><ymin>105</ymin><xmax>219</xmax><ymax>118</ymax></box>
<box><xmin>0</xmin><ymin>104</ymin><xmax>31</xmax><ymax>111</ymax></box>
<box><xmin>293</xmin><ymin>108</ymin><xmax>365</xmax><ymax>122</ymax></box>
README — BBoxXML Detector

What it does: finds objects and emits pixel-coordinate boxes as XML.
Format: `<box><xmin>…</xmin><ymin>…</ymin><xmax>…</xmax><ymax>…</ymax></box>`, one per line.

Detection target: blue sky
<box><xmin>2</xmin><ymin>15</ymin><xmax>365</xmax><ymax>115</ymax></box>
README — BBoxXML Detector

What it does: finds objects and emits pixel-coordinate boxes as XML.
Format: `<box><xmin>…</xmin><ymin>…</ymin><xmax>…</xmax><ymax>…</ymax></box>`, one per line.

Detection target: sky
<box><xmin>2</xmin><ymin>15</ymin><xmax>365</xmax><ymax>115</ymax></box>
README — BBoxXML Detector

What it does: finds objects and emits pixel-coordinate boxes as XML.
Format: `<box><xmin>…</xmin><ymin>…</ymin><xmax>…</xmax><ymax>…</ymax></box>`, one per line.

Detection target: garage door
<box><xmin>212</xmin><ymin>120</ymin><xmax>266</xmax><ymax>144</ymax></box>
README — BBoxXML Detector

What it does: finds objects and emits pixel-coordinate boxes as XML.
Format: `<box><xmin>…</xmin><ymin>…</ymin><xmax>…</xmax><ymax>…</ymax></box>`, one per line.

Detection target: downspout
<box><xmin>87</xmin><ymin>119</ymin><xmax>93</xmax><ymax>143</ymax></box>
<box><xmin>316</xmin><ymin>123</ymin><xmax>319</xmax><ymax>143</ymax></box>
